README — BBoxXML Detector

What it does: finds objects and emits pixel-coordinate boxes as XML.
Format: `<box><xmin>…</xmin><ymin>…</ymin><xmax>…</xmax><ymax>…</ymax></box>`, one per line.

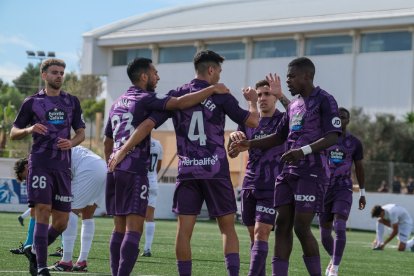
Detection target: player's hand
<box><xmin>229</xmin><ymin>131</ymin><xmax>246</xmax><ymax>142</ymax></box>
<box><xmin>108</xmin><ymin>149</ymin><xmax>127</xmax><ymax>172</ymax></box>
<box><xmin>213</xmin><ymin>83</ymin><xmax>230</xmax><ymax>94</ymax></box>
<box><xmin>228</xmin><ymin>140</ymin><xmax>250</xmax><ymax>157</ymax></box>
<box><xmin>266</xmin><ymin>73</ymin><xmax>282</xmax><ymax>99</ymax></box>
<box><xmin>228</xmin><ymin>131</ymin><xmax>246</xmax><ymax>158</ymax></box>
<box><xmin>57</xmin><ymin>138</ymin><xmax>73</xmax><ymax>150</ymax></box>
<box><xmin>242</xmin><ymin>87</ymin><xmax>258</xmax><ymax>103</ymax></box>
<box><xmin>358</xmin><ymin>196</ymin><xmax>366</xmax><ymax>210</ymax></box>
<box><xmin>281</xmin><ymin>148</ymin><xmax>304</xmax><ymax>164</ymax></box>
<box><xmin>29</xmin><ymin>123</ymin><xmax>48</xmax><ymax>135</ymax></box>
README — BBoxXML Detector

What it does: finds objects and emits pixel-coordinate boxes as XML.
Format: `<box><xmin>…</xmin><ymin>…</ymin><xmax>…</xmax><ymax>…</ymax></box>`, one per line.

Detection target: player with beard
<box><xmin>11</xmin><ymin>58</ymin><xmax>85</xmax><ymax>276</ymax></box>
<box><xmin>230</xmin><ymin>57</ymin><xmax>342</xmax><ymax>276</ymax></box>
<box><xmin>228</xmin><ymin>75</ymin><xmax>289</xmax><ymax>276</ymax></box>
<box><xmin>319</xmin><ymin>107</ymin><xmax>366</xmax><ymax>276</ymax></box>
<box><xmin>103</xmin><ymin>57</ymin><xmax>230</xmax><ymax>276</ymax></box>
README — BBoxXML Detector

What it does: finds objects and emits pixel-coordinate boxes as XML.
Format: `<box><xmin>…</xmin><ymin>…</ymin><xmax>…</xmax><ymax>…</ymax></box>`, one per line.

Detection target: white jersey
<box><xmin>71</xmin><ymin>146</ymin><xmax>106</xmax><ymax>209</ymax></box>
<box><xmin>382</xmin><ymin>204</ymin><xmax>413</xmax><ymax>226</ymax></box>
<box><xmin>147</xmin><ymin>138</ymin><xmax>163</xmax><ymax>185</ymax></box>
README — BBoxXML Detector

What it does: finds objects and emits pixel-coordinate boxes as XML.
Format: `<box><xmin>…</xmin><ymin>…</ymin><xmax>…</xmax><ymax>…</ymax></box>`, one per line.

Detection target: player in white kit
<box><xmin>141</xmin><ymin>137</ymin><xmax>163</xmax><ymax>257</ymax></box>
<box><xmin>49</xmin><ymin>145</ymin><xmax>106</xmax><ymax>272</ymax></box>
<box><xmin>371</xmin><ymin>204</ymin><xmax>414</xmax><ymax>251</ymax></box>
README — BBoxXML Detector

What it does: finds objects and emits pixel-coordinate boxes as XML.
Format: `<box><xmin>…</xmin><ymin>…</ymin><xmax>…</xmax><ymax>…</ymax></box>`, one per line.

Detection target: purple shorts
<box><xmin>173</xmin><ymin>179</ymin><xmax>237</xmax><ymax>218</ymax></box>
<box><xmin>241</xmin><ymin>189</ymin><xmax>276</xmax><ymax>226</ymax></box>
<box><xmin>106</xmin><ymin>171</ymin><xmax>148</xmax><ymax>217</ymax></box>
<box><xmin>274</xmin><ymin>173</ymin><xmax>328</xmax><ymax>213</ymax></box>
<box><xmin>319</xmin><ymin>187</ymin><xmax>353</xmax><ymax>223</ymax></box>
<box><xmin>27</xmin><ymin>167</ymin><xmax>72</xmax><ymax>212</ymax></box>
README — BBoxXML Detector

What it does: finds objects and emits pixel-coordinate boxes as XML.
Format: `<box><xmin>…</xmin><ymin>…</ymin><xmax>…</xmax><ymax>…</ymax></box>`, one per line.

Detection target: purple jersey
<box><xmin>275</xmin><ymin>87</ymin><xmax>342</xmax><ymax>177</ymax></box>
<box><xmin>13</xmin><ymin>90</ymin><xmax>85</xmax><ymax>170</ymax></box>
<box><xmin>104</xmin><ymin>86</ymin><xmax>170</xmax><ymax>174</ymax></box>
<box><xmin>155</xmin><ymin>79</ymin><xmax>250</xmax><ymax>180</ymax></box>
<box><xmin>327</xmin><ymin>132</ymin><xmax>363</xmax><ymax>189</ymax></box>
<box><xmin>239</xmin><ymin>110</ymin><xmax>286</xmax><ymax>190</ymax></box>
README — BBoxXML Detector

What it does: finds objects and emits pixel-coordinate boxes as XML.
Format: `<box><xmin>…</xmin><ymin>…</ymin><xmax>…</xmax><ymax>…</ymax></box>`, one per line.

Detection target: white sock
<box><xmin>77</xmin><ymin>219</ymin><xmax>95</xmax><ymax>262</ymax></box>
<box><xmin>21</xmin><ymin>208</ymin><xmax>31</xmax><ymax>219</ymax></box>
<box><xmin>62</xmin><ymin>212</ymin><xmax>78</xmax><ymax>263</ymax></box>
<box><xmin>376</xmin><ymin>221</ymin><xmax>384</xmax><ymax>244</ymax></box>
<box><xmin>144</xmin><ymin>221</ymin><xmax>156</xmax><ymax>251</ymax></box>
<box><xmin>405</xmin><ymin>238</ymin><xmax>414</xmax><ymax>249</ymax></box>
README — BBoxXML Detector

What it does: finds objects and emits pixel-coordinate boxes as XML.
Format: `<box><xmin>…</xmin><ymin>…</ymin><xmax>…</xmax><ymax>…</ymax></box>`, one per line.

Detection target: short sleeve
<box><xmin>222</xmin><ymin>94</ymin><xmax>250</xmax><ymax>126</ymax></box>
<box><xmin>13</xmin><ymin>98</ymin><xmax>33</xmax><ymax>129</ymax></box>
<box><xmin>104</xmin><ymin>117</ymin><xmax>113</xmax><ymax>139</ymax></box>
<box><xmin>320</xmin><ymin>95</ymin><xmax>342</xmax><ymax>135</ymax></box>
<box><xmin>71</xmin><ymin>96</ymin><xmax>86</xmax><ymax>131</ymax></box>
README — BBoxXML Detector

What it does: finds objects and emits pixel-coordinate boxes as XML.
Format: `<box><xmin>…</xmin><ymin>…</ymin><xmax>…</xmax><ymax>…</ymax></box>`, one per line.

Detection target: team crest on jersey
<box><xmin>46</xmin><ymin>108</ymin><xmax>66</xmax><ymax>125</ymax></box>
<box><xmin>329</xmin><ymin>148</ymin><xmax>345</xmax><ymax>164</ymax></box>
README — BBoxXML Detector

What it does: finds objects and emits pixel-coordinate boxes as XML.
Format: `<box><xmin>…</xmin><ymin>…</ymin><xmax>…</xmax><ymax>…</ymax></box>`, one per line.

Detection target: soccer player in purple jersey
<box><xmin>319</xmin><ymin>107</ymin><xmax>366</xmax><ymax>276</ymax></box>
<box><xmin>228</xmin><ymin>75</ymin><xmax>290</xmax><ymax>276</ymax></box>
<box><xmin>10</xmin><ymin>58</ymin><xmax>86</xmax><ymax>276</ymax></box>
<box><xmin>163</xmin><ymin>50</ymin><xmax>260</xmax><ymax>276</ymax></box>
<box><xmin>230</xmin><ymin>57</ymin><xmax>342</xmax><ymax>276</ymax></box>
<box><xmin>103</xmin><ymin>57</ymin><xmax>230</xmax><ymax>276</ymax></box>
<box><xmin>109</xmin><ymin>50</ymin><xmax>259</xmax><ymax>276</ymax></box>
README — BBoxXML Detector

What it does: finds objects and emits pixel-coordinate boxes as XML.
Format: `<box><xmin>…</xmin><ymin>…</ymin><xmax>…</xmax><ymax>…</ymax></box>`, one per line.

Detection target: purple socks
<box><xmin>225</xmin><ymin>253</ymin><xmax>240</xmax><ymax>276</ymax></box>
<box><xmin>249</xmin><ymin>240</ymin><xmax>268</xmax><ymax>276</ymax></box>
<box><xmin>109</xmin><ymin>231</ymin><xmax>125</xmax><ymax>276</ymax></box>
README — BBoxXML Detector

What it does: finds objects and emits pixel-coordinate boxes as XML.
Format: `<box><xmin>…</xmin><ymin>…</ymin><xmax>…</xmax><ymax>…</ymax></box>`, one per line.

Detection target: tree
<box><xmin>12</xmin><ymin>63</ymin><xmax>40</xmax><ymax>96</ymax></box>
<box><xmin>62</xmin><ymin>73</ymin><xmax>103</xmax><ymax>102</ymax></box>
<box><xmin>348</xmin><ymin>108</ymin><xmax>414</xmax><ymax>163</ymax></box>
<box><xmin>0</xmin><ymin>101</ymin><xmax>17</xmax><ymax>152</ymax></box>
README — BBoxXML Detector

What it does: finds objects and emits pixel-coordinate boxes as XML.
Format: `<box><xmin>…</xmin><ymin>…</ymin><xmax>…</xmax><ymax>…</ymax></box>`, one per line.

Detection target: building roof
<box><xmin>84</xmin><ymin>0</ymin><xmax>414</xmax><ymax>47</ymax></box>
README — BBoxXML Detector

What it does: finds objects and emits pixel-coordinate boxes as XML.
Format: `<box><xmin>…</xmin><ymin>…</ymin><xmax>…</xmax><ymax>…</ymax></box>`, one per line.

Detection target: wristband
<box><xmin>360</xmin><ymin>188</ymin><xmax>366</xmax><ymax>196</ymax></box>
<box><xmin>300</xmin><ymin>145</ymin><xmax>312</xmax><ymax>156</ymax></box>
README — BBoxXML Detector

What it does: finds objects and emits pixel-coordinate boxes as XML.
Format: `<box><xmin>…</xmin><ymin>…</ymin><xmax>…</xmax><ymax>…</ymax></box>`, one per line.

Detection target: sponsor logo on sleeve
<box><xmin>332</xmin><ymin>117</ymin><xmax>341</xmax><ymax>128</ymax></box>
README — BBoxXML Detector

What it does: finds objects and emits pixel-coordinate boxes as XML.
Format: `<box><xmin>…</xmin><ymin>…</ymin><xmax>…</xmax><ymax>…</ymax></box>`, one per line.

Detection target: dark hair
<box><xmin>288</xmin><ymin>57</ymin><xmax>315</xmax><ymax>79</ymax></box>
<box><xmin>371</xmin><ymin>205</ymin><xmax>383</xmax><ymax>218</ymax></box>
<box><xmin>193</xmin><ymin>50</ymin><xmax>224</xmax><ymax>74</ymax></box>
<box><xmin>255</xmin><ymin>79</ymin><xmax>269</xmax><ymax>89</ymax></box>
<box><xmin>14</xmin><ymin>158</ymin><xmax>28</xmax><ymax>181</ymax></box>
<box><xmin>40</xmin><ymin>58</ymin><xmax>66</xmax><ymax>73</ymax></box>
<box><xmin>339</xmin><ymin>107</ymin><xmax>350</xmax><ymax>119</ymax></box>
<box><xmin>127</xmin><ymin>58</ymin><xmax>153</xmax><ymax>83</ymax></box>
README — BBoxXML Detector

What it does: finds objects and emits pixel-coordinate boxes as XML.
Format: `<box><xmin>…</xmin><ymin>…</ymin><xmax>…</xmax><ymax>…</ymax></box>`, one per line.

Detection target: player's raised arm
<box><xmin>242</xmin><ymin>87</ymin><xmax>259</xmax><ymax>128</ymax></box>
<box><xmin>266</xmin><ymin>73</ymin><xmax>290</xmax><ymax>110</ymax></box>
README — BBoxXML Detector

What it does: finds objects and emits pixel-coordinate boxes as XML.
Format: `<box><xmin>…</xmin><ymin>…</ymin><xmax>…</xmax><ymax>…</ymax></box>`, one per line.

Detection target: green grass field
<box><xmin>0</xmin><ymin>212</ymin><xmax>412</xmax><ymax>275</ymax></box>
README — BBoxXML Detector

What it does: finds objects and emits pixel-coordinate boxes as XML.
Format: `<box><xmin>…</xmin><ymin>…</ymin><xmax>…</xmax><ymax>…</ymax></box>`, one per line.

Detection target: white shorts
<box><xmin>71</xmin><ymin>159</ymin><xmax>106</xmax><ymax>209</ymax></box>
<box><xmin>147</xmin><ymin>179</ymin><xmax>158</xmax><ymax>208</ymax></box>
<box><xmin>398</xmin><ymin>223</ymin><xmax>414</xmax><ymax>243</ymax></box>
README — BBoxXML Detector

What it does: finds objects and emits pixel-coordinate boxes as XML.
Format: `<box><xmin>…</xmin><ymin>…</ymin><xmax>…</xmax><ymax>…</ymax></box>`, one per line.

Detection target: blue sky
<box><xmin>0</xmin><ymin>0</ymin><xmax>203</xmax><ymax>84</ymax></box>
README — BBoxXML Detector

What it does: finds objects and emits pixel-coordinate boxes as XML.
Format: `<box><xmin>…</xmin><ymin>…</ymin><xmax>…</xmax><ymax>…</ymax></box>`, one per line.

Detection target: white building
<box><xmin>82</xmin><ymin>0</ymin><xmax>414</xmax><ymax>129</ymax></box>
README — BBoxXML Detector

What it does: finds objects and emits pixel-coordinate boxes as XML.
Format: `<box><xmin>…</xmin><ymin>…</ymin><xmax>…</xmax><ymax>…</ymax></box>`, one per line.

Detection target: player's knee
<box><xmin>293</xmin><ymin>223</ymin><xmax>311</xmax><ymax>240</ymax></box>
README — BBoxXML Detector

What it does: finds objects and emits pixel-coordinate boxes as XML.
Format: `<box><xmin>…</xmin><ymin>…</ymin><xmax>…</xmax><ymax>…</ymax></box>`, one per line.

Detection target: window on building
<box><xmin>112</xmin><ymin>48</ymin><xmax>152</xmax><ymax>66</ymax></box>
<box><xmin>253</xmin><ymin>39</ymin><xmax>297</xmax><ymax>58</ymax></box>
<box><xmin>305</xmin><ymin>35</ymin><xmax>353</xmax><ymax>55</ymax></box>
<box><xmin>113</xmin><ymin>50</ymin><xmax>127</xmax><ymax>66</ymax></box>
<box><xmin>159</xmin><ymin>46</ymin><xmax>196</xmax><ymax>63</ymax></box>
<box><xmin>206</xmin><ymin>42</ymin><xmax>245</xmax><ymax>60</ymax></box>
<box><xmin>360</xmin><ymin>31</ymin><xmax>412</xmax><ymax>52</ymax></box>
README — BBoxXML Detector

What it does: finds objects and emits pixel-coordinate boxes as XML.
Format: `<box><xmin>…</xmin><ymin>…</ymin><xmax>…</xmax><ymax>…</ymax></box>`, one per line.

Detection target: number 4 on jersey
<box><xmin>188</xmin><ymin>111</ymin><xmax>207</xmax><ymax>146</ymax></box>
